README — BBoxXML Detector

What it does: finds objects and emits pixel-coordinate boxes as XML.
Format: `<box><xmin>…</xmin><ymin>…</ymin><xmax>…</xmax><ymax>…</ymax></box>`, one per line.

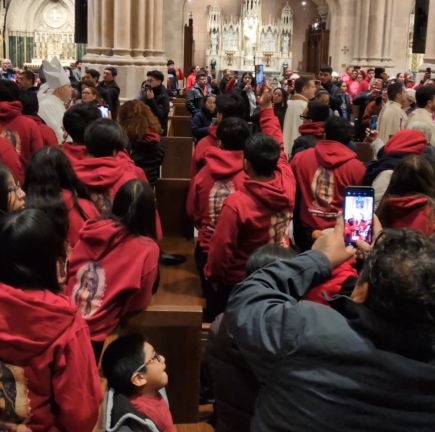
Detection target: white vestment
<box><xmin>407</xmin><ymin>108</ymin><xmax>435</xmax><ymax>146</ymax></box>
<box><xmin>377</xmin><ymin>101</ymin><xmax>408</xmax><ymax>144</ymax></box>
<box><xmin>38</xmin><ymin>94</ymin><xmax>66</xmax><ymax>145</ymax></box>
<box><xmin>282</xmin><ymin>94</ymin><xmax>308</xmax><ymax>155</ymax></box>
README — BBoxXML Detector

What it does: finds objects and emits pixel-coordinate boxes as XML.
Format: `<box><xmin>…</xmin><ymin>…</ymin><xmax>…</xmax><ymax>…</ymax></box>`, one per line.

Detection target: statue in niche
<box><xmin>210</xmin><ymin>31</ymin><xmax>218</xmax><ymax>51</ymax></box>
<box><xmin>282</xmin><ymin>33</ymin><xmax>289</xmax><ymax>53</ymax></box>
<box><xmin>244</xmin><ymin>19</ymin><xmax>257</xmax><ymax>58</ymax></box>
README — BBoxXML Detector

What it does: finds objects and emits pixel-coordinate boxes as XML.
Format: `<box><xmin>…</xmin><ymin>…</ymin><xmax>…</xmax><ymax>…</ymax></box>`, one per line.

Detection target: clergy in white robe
<box><xmin>38</xmin><ymin>57</ymin><xmax>72</xmax><ymax>145</ymax></box>
<box><xmin>282</xmin><ymin>94</ymin><xmax>308</xmax><ymax>155</ymax></box>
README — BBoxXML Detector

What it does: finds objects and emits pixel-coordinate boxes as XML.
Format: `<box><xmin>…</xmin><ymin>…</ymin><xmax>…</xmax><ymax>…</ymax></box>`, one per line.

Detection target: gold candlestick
<box><xmin>225</xmin><ymin>51</ymin><xmax>236</xmax><ymax>67</ymax></box>
<box><xmin>263</xmin><ymin>52</ymin><xmax>273</xmax><ymax>68</ymax></box>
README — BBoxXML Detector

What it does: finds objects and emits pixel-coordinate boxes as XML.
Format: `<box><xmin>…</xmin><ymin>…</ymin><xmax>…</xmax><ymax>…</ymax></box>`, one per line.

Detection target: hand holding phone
<box><xmin>370</xmin><ymin>115</ymin><xmax>377</xmax><ymax>131</ymax></box>
<box><xmin>343</xmin><ymin>187</ymin><xmax>375</xmax><ymax>247</ymax></box>
<box><xmin>98</xmin><ymin>105</ymin><xmax>110</xmax><ymax>118</ymax></box>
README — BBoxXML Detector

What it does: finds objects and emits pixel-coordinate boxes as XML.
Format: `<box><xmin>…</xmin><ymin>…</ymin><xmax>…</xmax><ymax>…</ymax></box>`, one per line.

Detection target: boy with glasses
<box><xmin>102</xmin><ymin>333</ymin><xmax>176</xmax><ymax>432</ymax></box>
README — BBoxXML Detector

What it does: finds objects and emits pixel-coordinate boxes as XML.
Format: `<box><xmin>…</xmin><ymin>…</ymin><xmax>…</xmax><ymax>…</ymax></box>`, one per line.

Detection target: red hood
<box><xmin>144</xmin><ymin>130</ymin><xmax>160</xmax><ymax>143</ymax></box>
<box><xmin>387</xmin><ymin>196</ymin><xmax>429</xmax><ymax>210</ymax></box>
<box><xmin>63</xmin><ymin>142</ymin><xmax>88</xmax><ymax>162</ymax></box>
<box><xmin>384</xmin><ymin>130</ymin><xmax>426</xmax><ymax>155</ymax></box>
<box><xmin>299</xmin><ymin>121</ymin><xmax>324</xmax><ymax>137</ymax></box>
<box><xmin>0</xmin><ymin>101</ymin><xmax>23</xmax><ymax>122</ymax></box>
<box><xmin>0</xmin><ymin>283</ymin><xmax>77</xmax><ymax>362</ymax></box>
<box><xmin>25</xmin><ymin>114</ymin><xmax>43</xmax><ymax>125</ymax></box>
<box><xmin>208</xmin><ymin>125</ymin><xmax>218</xmax><ymax>140</ymax></box>
<box><xmin>205</xmin><ymin>146</ymin><xmax>245</xmax><ymax>180</ymax></box>
<box><xmin>244</xmin><ymin>162</ymin><xmax>294</xmax><ymax>211</ymax></box>
<box><xmin>314</xmin><ymin>140</ymin><xmax>357</xmax><ymax>169</ymax></box>
<box><xmin>360</xmin><ymin>70</ymin><xmax>368</xmax><ymax>80</ymax></box>
<box><xmin>73</xmin><ymin>157</ymin><xmax>126</xmax><ymax>189</ymax></box>
<box><xmin>77</xmin><ymin>219</ymin><xmax>129</xmax><ymax>261</ymax></box>
<box><xmin>116</xmin><ymin>149</ymin><xmax>139</xmax><ymax>175</ymax></box>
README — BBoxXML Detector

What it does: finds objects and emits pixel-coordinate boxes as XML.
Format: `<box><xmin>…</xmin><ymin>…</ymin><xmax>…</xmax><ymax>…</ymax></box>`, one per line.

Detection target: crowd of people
<box><xmin>0</xmin><ymin>54</ymin><xmax>434</xmax><ymax>432</ymax></box>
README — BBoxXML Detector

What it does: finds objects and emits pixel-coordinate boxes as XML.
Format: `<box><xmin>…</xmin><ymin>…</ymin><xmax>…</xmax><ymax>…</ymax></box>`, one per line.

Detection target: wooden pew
<box><xmin>173</xmin><ymin>103</ymin><xmax>191</xmax><ymax>117</ymax></box>
<box><xmin>96</xmin><ymin>305</ymin><xmax>203</xmax><ymax>430</ymax></box>
<box><xmin>168</xmin><ymin>116</ymin><xmax>192</xmax><ymax>138</ymax></box>
<box><xmin>356</xmin><ymin>142</ymin><xmax>374</xmax><ymax>163</ymax></box>
<box><xmin>161</xmin><ymin>137</ymin><xmax>193</xmax><ymax>179</ymax></box>
<box><xmin>156</xmin><ymin>178</ymin><xmax>194</xmax><ymax>238</ymax></box>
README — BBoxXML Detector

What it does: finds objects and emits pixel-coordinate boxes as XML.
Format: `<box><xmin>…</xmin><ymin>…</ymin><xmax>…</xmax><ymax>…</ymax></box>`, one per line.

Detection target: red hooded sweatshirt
<box><xmin>190</xmin><ymin>126</ymin><xmax>218</xmax><ymax>179</ymax></box>
<box><xmin>205</xmin><ymin>109</ymin><xmax>296</xmax><ymax>286</ymax></box>
<box><xmin>291</xmin><ymin>140</ymin><xmax>366</xmax><ymax>231</ymax></box>
<box><xmin>187</xmin><ymin>146</ymin><xmax>247</xmax><ymax>253</ymax></box>
<box><xmin>0</xmin><ymin>135</ymin><xmax>24</xmax><ymax>184</ymax></box>
<box><xmin>25</xmin><ymin>115</ymin><xmax>59</xmax><ymax>148</ymax></box>
<box><xmin>63</xmin><ymin>141</ymin><xmax>88</xmax><ymax>164</ymax></box>
<box><xmin>383</xmin><ymin>129</ymin><xmax>427</xmax><ymax>155</ymax></box>
<box><xmin>298</xmin><ymin>121</ymin><xmax>324</xmax><ymax>137</ymax></box>
<box><xmin>304</xmin><ymin>261</ymin><xmax>358</xmax><ymax>306</ymax></box>
<box><xmin>0</xmin><ymin>283</ymin><xmax>102</xmax><ymax>432</ymax></box>
<box><xmin>0</xmin><ymin>101</ymin><xmax>43</xmax><ymax>169</ymax></box>
<box><xmin>62</xmin><ymin>189</ymin><xmax>100</xmax><ymax>249</ymax></box>
<box><xmin>65</xmin><ymin>219</ymin><xmax>159</xmax><ymax>342</ymax></box>
<box><xmin>383</xmin><ymin>196</ymin><xmax>435</xmax><ymax>234</ymax></box>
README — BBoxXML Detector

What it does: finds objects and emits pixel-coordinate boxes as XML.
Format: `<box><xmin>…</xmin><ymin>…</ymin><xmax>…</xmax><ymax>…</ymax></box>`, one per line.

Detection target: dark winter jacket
<box><xmin>139</xmin><ymin>84</ymin><xmax>170</xmax><ymax>136</ymax></box>
<box><xmin>203</xmin><ymin>314</ymin><xmax>259</xmax><ymax>432</ymax></box>
<box><xmin>226</xmin><ymin>251</ymin><xmax>435</xmax><ymax>432</ymax></box>
<box><xmin>273</xmin><ymin>104</ymin><xmax>287</xmax><ymax>130</ymax></box>
<box><xmin>191</xmin><ymin>109</ymin><xmax>213</xmax><ymax>144</ymax></box>
<box><xmin>232</xmin><ymin>79</ymin><xmax>255</xmax><ymax>122</ymax></box>
<box><xmin>322</xmin><ymin>80</ymin><xmax>341</xmax><ymax>111</ymax></box>
<box><xmin>97</xmin><ymin>80</ymin><xmax>121</xmax><ymax>120</ymax></box>
<box><xmin>219</xmin><ymin>77</ymin><xmax>231</xmax><ymax>94</ymax></box>
<box><xmin>126</xmin><ymin>131</ymin><xmax>164</xmax><ymax>187</ymax></box>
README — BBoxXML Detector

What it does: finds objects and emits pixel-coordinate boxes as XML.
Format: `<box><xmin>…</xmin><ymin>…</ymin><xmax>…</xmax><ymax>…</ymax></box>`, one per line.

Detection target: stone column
<box><xmin>367</xmin><ymin>0</ymin><xmax>386</xmax><ymax>64</ymax></box>
<box><xmin>100</xmin><ymin>0</ymin><xmax>114</xmax><ymax>58</ymax></box>
<box><xmin>132</xmin><ymin>0</ymin><xmax>147</xmax><ymax>64</ymax></box>
<box><xmin>111</xmin><ymin>0</ymin><xmax>133</xmax><ymax>64</ymax></box>
<box><xmin>419</xmin><ymin>0</ymin><xmax>435</xmax><ymax>71</ymax></box>
<box><xmin>381</xmin><ymin>0</ymin><xmax>394</xmax><ymax>66</ymax></box>
<box><xmin>152</xmin><ymin>0</ymin><xmax>166</xmax><ymax>64</ymax></box>
<box><xmin>83</xmin><ymin>0</ymin><xmax>100</xmax><ymax>60</ymax></box>
<box><xmin>145</xmin><ymin>0</ymin><xmax>155</xmax><ymax>60</ymax></box>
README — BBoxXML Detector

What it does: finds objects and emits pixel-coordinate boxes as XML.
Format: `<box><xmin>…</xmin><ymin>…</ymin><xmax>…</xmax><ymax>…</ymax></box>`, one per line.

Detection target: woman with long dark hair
<box><xmin>377</xmin><ymin>155</ymin><xmax>435</xmax><ymax>234</ymax></box>
<box><xmin>232</xmin><ymin>72</ymin><xmax>257</xmax><ymax>122</ymax></box>
<box><xmin>273</xmin><ymin>87</ymin><xmax>288</xmax><ymax>130</ymax></box>
<box><xmin>0</xmin><ymin>209</ymin><xmax>102</xmax><ymax>431</ymax></box>
<box><xmin>191</xmin><ymin>94</ymin><xmax>216</xmax><ymax>144</ymax></box>
<box><xmin>118</xmin><ymin>100</ymin><xmax>164</xmax><ymax>187</ymax></box>
<box><xmin>24</xmin><ymin>147</ymin><xmax>99</xmax><ymax>250</ymax></box>
<box><xmin>65</xmin><ymin>180</ymin><xmax>160</xmax><ymax>360</ymax></box>
<box><xmin>0</xmin><ymin>162</ymin><xmax>25</xmax><ymax>214</ymax></box>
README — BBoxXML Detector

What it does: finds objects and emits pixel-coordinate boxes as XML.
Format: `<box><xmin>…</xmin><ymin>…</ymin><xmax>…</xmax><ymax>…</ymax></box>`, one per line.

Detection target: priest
<box><xmin>38</xmin><ymin>57</ymin><xmax>72</xmax><ymax>145</ymax></box>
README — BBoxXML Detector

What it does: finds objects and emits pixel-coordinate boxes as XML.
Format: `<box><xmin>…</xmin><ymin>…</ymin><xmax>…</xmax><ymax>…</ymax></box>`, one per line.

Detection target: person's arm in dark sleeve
<box><xmin>191</xmin><ymin>113</ymin><xmax>210</xmax><ymax>140</ymax></box>
<box><xmin>147</xmin><ymin>95</ymin><xmax>169</xmax><ymax>123</ymax></box>
<box><xmin>352</xmin><ymin>91</ymin><xmax>369</xmax><ymax>106</ymax></box>
<box><xmin>185</xmin><ymin>89</ymin><xmax>197</xmax><ymax>115</ymax></box>
<box><xmin>225</xmin><ymin>251</ymin><xmax>332</xmax><ymax>383</ymax></box>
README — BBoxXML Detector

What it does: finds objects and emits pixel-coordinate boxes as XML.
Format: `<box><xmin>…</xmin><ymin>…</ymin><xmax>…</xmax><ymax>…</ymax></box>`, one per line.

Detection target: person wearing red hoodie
<box><xmin>18</xmin><ymin>89</ymin><xmax>59</xmax><ymax>148</ymax></box>
<box><xmin>66</xmin><ymin>180</ymin><xmax>160</xmax><ymax>361</ymax></box>
<box><xmin>0</xmin><ymin>80</ymin><xmax>43</xmax><ymax>170</ymax></box>
<box><xmin>377</xmin><ymin>155</ymin><xmax>435</xmax><ymax>235</ymax></box>
<box><xmin>187</xmin><ymin>118</ymin><xmax>251</xmax><ymax>316</ymax></box>
<box><xmin>73</xmin><ymin>118</ymin><xmax>138</xmax><ymax>214</ymax></box>
<box><xmin>359</xmin><ymin>68</ymin><xmax>375</xmax><ymax>93</ymax></box>
<box><xmin>291</xmin><ymin>101</ymin><xmax>330</xmax><ymax>158</ymax></box>
<box><xmin>0</xmin><ymin>209</ymin><xmax>102</xmax><ymax>432</ymax></box>
<box><xmin>24</xmin><ymin>147</ymin><xmax>100</xmax><ymax>250</ymax></box>
<box><xmin>190</xmin><ymin>94</ymin><xmax>246</xmax><ymax>179</ymax></box>
<box><xmin>0</xmin><ymin>136</ymin><xmax>24</xmax><ymax>184</ymax></box>
<box><xmin>204</xmin><ymin>86</ymin><xmax>297</xmax><ymax>319</ymax></box>
<box><xmin>291</xmin><ymin>116</ymin><xmax>366</xmax><ymax>251</ymax></box>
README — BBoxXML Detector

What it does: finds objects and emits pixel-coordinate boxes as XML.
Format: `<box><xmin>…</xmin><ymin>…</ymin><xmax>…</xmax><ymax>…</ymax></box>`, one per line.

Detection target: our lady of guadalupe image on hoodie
<box><xmin>1</xmin><ymin>129</ymin><xmax>21</xmax><ymax>157</ymax></box>
<box><xmin>72</xmin><ymin>261</ymin><xmax>106</xmax><ymax>318</ymax></box>
<box><xmin>0</xmin><ymin>360</ymin><xmax>31</xmax><ymax>432</ymax></box>
<box><xmin>209</xmin><ymin>180</ymin><xmax>236</xmax><ymax>227</ymax></box>
<box><xmin>269</xmin><ymin>210</ymin><xmax>291</xmax><ymax>247</ymax></box>
<box><xmin>310</xmin><ymin>166</ymin><xmax>336</xmax><ymax>217</ymax></box>
<box><xmin>89</xmin><ymin>190</ymin><xmax>113</xmax><ymax>215</ymax></box>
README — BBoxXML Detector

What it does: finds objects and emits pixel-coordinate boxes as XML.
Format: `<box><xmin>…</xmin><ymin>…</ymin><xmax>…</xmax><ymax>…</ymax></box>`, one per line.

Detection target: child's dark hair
<box><xmin>84</xmin><ymin>118</ymin><xmax>126</xmax><ymax>157</ymax></box>
<box><xmin>102</xmin><ymin>333</ymin><xmax>147</xmax><ymax>396</ymax></box>
<box><xmin>246</xmin><ymin>244</ymin><xmax>297</xmax><ymax>276</ymax></box>
<box><xmin>216</xmin><ymin>117</ymin><xmax>252</xmax><ymax>151</ymax></box>
<box><xmin>244</xmin><ymin>133</ymin><xmax>281</xmax><ymax>177</ymax></box>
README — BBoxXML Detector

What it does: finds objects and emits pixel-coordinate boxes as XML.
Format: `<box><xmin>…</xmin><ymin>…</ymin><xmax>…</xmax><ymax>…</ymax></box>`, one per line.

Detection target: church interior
<box><xmin>0</xmin><ymin>0</ymin><xmax>434</xmax><ymax>431</ymax></box>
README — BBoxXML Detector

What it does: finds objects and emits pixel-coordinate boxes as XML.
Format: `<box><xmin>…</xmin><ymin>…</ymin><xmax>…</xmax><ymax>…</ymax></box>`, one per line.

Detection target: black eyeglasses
<box><xmin>7</xmin><ymin>182</ymin><xmax>21</xmax><ymax>196</ymax></box>
<box><xmin>300</xmin><ymin>115</ymin><xmax>310</xmax><ymax>120</ymax></box>
<box><xmin>132</xmin><ymin>352</ymin><xmax>162</xmax><ymax>376</ymax></box>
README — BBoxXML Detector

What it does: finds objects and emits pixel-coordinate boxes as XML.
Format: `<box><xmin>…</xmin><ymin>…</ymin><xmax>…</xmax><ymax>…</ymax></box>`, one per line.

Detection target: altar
<box><xmin>206</xmin><ymin>0</ymin><xmax>293</xmax><ymax>78</ymax></box>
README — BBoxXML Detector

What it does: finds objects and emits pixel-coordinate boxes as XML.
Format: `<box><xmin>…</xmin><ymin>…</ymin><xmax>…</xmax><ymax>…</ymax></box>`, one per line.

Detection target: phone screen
<box><xmin>343</xmin><ymin>187</ymin><xmax>374</xmax><ymax>246</ymax></box>
<box><xmin>427</xmin><ymin>68</ymin><xmax>432</xmax><ymax>74</ymax></box>
<box><xmin>370</xmin><ymin>115</ymin><xmax>377</xmax><ymax>131</ymax></box>
<box><xmin>7</xmin><ymin>73</ymin><xmax>16</xmax><ymax>80</ymax></box>
<box><xmin>255</xmin><ymin>65</ymin><xmax>264</xmax><ymax>94</ymax></box>
<box><xmin>98</xmin><ymin>106</ymin><xmax>109</xmax><ymax>118</ymax></box>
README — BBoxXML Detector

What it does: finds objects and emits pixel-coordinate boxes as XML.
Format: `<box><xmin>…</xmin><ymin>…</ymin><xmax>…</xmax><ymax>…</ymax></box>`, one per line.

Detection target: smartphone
<box><xmin>98</xmin><ymin>105</ymin><xmax>110</xmax><ymax>118</ymax></box>
<box><xmin>234</xmin><ymin>70</ymin><xmax>239</xmax><ymax>78</ymax></box>
<box><xmin>370</xmin><ymin>115</ymin><xmax>377</xmax><ymax>131</ymax></box>
<box><xmin>255</xmin><ymin>65</ymin><xmax>264</xmax><ymax>95</ymax></box>
<box><xmin>315</xmin><ymin>80</ymin><xmax>321</xmax><ymax>86</ymax></box>
<box><xmin>354</xmin><ymin>66</ymin><xmax>361</xmax><ymax>70</ymax></box>
<box><xmin>7</xmin><ymin>73</ymin><xmax>16</xmax><ymax>80</ymax></box>
<box><xmin>427</xmin><ymin>67</ymin><xmax>432</xmax><ymax>74</ymax></box>
<box><xmin>343</xmin><ymin>186</ymin><xmax>375</xmax><ymax>247</ymax></box>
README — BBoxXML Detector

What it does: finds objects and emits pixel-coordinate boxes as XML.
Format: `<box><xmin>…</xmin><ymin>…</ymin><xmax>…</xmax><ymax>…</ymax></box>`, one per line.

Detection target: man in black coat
<box><xmin>219</xmin><ymin>69</ymin><xmax>231</xmax><ymax>94</ymax></box>
<box><xmin>226</xmin><ymin>218</ymin><xmax>435</xmax><ymax>432</ymax></box>
<box><xmin>97</xmin><ymin>67</ymin><xmax>120</xmax><ymax>120</ymax></box>
<box><xmin>318</xmin><ymin>65</ymin><xmax>341</xmax><ymax>111</ymax></box>
<box><xmin>139</xmin><ymin>70</ymin><xmax>170</xmax><ymax>136</ymax></box>
<box><xmin>185</xmin><ymin>72</ymin><xmax>220</xmax><ymax>116</ymax></box>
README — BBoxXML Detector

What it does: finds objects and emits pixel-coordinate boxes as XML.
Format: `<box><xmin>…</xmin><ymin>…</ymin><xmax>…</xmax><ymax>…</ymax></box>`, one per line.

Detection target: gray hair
<box><xmin>408</xmin><ymin>121</ymin><xmax>432</xmax><ymax>143</ymax></box>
